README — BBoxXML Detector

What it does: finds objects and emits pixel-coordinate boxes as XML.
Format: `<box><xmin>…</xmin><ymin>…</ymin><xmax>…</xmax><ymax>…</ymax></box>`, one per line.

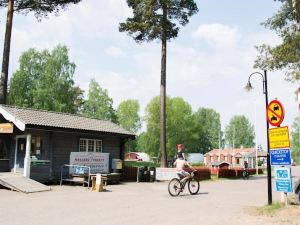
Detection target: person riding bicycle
<box><xmin>173</xmin><ymin>157</ymin><xmax>196</xmax><ymax>184</ymax></box>
<box><xmin>243</xmin><ymin>161</ymin><xmax>248</xmax><ymax>170</ymax></box>
<box><xmin>174</xmin><ymin>144</ymin><xmax>186</xmax><ymax>161</ymax></box>
<box><xmin>242</xmin><ymin>160</ymin><xmax>249</xmax><ymax>179</ymax></box>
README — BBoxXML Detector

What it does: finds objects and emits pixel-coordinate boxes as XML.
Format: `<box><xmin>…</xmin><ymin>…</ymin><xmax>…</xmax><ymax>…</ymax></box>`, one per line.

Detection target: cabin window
<box><xmin>79</xmin><ymin>138</ymin><xmax>102</xmax><ymax>152</ymax></box>
<box><xmin>31</xmin><ymin>135</ymin><xmax>42</xmax><ymax>156</ymax></box>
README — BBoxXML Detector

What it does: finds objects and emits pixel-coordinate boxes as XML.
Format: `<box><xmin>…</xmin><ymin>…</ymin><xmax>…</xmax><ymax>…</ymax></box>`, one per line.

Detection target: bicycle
<box><xmin>242</xmin><ymin>169</ymin><xmax>249</xmax><ymax>180</ymax></box>
<box><xmin>168</xmin><ymin>171</ymin><xmax>200</xmax><ymax>196</ymax></box>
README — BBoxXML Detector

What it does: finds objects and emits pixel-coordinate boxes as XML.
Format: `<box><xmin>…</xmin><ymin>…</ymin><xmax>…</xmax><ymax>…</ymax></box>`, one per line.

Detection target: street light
<box><xmin>245</xmin><ymin>70</ymin><xmax>272</xmax><ymax>205</ymax></box>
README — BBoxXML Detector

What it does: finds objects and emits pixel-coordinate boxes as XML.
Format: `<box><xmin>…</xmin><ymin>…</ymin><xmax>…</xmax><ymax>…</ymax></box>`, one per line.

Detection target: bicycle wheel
<box><xmin>168</xmin><ymin>178</ymin><xmax>182</xmax><ymax>196</ymax></box>
<box><xmin>188</xmin><ymin>179</ymin><xmax>200</xmax><ymax>195</ymax></box>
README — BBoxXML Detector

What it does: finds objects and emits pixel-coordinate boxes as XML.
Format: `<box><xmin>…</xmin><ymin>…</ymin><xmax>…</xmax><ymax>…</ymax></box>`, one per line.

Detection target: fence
<box><xmin>122</xmin><ymin>166</ymin><xmax>211</xmax><ymax>182</ymax></box>
<box><xmin>212</xmin><ymin>168</ymin><xmax>264</xmax><ymax>178</ymax></box>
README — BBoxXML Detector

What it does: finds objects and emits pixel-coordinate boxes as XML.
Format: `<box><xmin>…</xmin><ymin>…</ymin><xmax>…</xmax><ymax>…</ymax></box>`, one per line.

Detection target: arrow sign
<box><xmin>270</xmin><ymin>148</ymin><xmax>291</xmax><ymax>166</ymax></box>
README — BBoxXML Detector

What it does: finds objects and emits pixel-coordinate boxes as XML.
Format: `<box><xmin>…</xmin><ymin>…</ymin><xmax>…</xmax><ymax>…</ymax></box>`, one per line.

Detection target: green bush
<box><xmin>191</xmin><ymin>162</ymin><xmax>205</xmax><ymax>167</ymax></box>
<box><xmin>124</xmin><ymin>161</ymin><xmax>159</xmax><ymax>168</ymax></box>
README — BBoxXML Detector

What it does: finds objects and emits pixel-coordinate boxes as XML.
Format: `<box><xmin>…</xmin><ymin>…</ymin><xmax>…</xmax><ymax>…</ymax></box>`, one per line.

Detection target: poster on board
<box><xmin>70</xmin><ymin>152</ymin><xmax>109</xmax><ymax>173</ymax></box>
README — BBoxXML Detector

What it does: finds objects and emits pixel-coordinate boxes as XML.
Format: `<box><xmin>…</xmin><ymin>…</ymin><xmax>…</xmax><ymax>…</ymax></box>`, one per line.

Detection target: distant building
<box><xmin>204</xmin><ymin>148</ymin><xmax>267</xmax><ymax>168</ymax></box>
<box><xmin>186</xmin><ymin>153</ymin><xmax>204</xmax><ymax>164</ymax></box>
<box><xmin>124</xmin><ymin>152</ymin><xmax>151</xmax><ymax>162</ymax></box>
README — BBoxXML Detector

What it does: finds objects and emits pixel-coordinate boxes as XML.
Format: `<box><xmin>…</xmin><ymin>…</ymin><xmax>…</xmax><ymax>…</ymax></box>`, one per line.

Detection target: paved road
<box><xmin>0</xmin><ymin>166</ymin><xmax>299</xmax><ymax>225</ymax></box>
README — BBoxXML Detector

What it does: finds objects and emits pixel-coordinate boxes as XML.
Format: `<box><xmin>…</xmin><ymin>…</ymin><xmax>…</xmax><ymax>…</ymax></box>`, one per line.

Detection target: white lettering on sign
<box><xmin>70</xmin><ymin>152</ymin><xmax>109</xmax><ymax>173</ymax></box>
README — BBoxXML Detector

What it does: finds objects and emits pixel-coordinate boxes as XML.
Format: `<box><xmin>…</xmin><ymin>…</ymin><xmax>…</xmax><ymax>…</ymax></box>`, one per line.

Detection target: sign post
<box><xmin>267</xmin><ymin>99</ymin><xmax>292</xmax><ymax>207</ymax></box>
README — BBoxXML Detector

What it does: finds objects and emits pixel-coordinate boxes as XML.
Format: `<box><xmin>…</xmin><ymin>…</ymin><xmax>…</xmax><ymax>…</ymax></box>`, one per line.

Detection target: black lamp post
<box><xmin>245</xmin><ymin>70</ymin><xmax>272</xmax><ymax>205</ymax></box>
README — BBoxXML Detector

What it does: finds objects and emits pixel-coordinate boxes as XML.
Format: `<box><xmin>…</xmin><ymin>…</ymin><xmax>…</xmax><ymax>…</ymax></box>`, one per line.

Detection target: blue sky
<box><xmin>0</xmin><ymin>0</ymin><xmax>297</xmax><ymax>149</ymax></box>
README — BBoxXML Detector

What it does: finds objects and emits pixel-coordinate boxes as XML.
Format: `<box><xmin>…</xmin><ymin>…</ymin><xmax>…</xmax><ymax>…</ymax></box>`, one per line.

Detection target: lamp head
<box><xmin>244</xmin><ymin>81</ymin><xmax>253</xmax><ymax>92</ymax></box>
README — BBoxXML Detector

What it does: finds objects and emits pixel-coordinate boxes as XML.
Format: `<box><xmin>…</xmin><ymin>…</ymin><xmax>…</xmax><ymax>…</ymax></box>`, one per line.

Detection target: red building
<box><xmin>204</xmin><ymin>148</ymin><xmax>267</xmax><ymax>168</ymax></box>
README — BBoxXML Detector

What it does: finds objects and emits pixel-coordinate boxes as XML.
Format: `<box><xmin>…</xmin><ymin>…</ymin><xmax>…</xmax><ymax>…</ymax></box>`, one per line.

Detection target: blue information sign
<box><xmin>275</xmin><ymin>180</ymin><xmax>292</xmax><ymax>193</ymax></box>
<box><xmin>270</xmin><ymin>148</ymin><xmax>291</xmax><ymax>166</ymax></box>
<box><xmin>274</xmin><ymin>167</ymin><xmax>293</xmax><ymax>193</ymax></box>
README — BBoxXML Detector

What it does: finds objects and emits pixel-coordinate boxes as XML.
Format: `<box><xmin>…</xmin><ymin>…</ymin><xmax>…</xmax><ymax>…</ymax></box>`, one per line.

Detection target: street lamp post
<box><xmin>245</xmin><ymin>70</ymin><xmax>272</xmax><ymax>205</ymax></box>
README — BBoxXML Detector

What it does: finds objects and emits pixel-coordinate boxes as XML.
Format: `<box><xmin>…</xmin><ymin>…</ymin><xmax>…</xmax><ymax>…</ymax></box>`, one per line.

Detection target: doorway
<box><xmin>15</xmin><ymin>137</ymin><xmax>26</xmax><ymax>173</ymax></box>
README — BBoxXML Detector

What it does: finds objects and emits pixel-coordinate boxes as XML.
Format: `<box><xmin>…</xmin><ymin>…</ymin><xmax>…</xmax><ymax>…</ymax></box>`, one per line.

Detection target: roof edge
<box><xmin>0</xmin><ymin>105</ymin><xmax>26</xmax><ymax>131</ymax></box>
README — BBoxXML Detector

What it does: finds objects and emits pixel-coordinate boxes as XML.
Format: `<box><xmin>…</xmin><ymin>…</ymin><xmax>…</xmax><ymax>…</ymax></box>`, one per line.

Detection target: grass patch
<box><xmin>191</xmin><ymin>162</ymin><xmax>205</xmax><ymax>166</ymax></box>
<box><xmin>124</xmin><ymin>161</ymin><xmax>159</xmax><ymax>168</ymax></box>
<box><xmin>257</xmin><ymin>202</ymin><xmax>284</xmax><ymax>215</ymax></box>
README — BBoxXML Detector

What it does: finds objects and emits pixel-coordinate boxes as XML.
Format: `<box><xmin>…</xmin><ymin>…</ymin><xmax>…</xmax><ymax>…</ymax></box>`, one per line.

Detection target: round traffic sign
<box><xmin>267</xmin><ymin>99</ymin><xmax>285</xmax><ymax>127</ymax></box>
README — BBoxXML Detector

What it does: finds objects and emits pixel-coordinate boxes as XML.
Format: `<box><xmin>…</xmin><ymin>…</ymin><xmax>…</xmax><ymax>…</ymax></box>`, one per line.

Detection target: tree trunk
<box><xmin>0</xmin><ymin>0</ymin><xmax>14</xmax><ymax>104</ymax></box>
<box><xmin>159</xmin><ymin>5</ymin><xmax>167</xmax><ymax>168</ymax></box>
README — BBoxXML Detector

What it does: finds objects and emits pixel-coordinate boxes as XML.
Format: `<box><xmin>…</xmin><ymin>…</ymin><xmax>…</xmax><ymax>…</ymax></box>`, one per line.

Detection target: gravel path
<box><xmin>0</xmin><ymin>166</ymin><xmax>299</xmax><ymax>225</ymax></box>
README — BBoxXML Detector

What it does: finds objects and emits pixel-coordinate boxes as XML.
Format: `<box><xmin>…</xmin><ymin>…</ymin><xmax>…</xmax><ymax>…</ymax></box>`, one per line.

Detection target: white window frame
<box><xmin>79</xmin><ymin>138</ymin><xmax>103</xmax><ymax>152</ymax></box>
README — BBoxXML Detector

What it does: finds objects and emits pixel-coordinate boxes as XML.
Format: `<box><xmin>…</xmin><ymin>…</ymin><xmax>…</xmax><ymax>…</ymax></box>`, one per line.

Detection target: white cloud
<box><xmin>192</xmin><ymin>23</ymin><xmax>241</xmax><ymax>49</ymax></box>
<box><xmin>0</xmin><ymin>1</ymin><xmax>298</xmax><ymax>149</ymax></box>
<box><xmin>105</xmin><ymin>46</ymin><xmax>126</xmax><ymax>57</ymax></box>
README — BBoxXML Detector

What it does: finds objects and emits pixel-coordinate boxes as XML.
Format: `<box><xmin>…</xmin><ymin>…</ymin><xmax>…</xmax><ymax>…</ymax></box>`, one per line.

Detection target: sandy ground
<box><xmin>0</xmin><ymin>166</ymin><xmax>299</xmax><ymax>225</ymax></box>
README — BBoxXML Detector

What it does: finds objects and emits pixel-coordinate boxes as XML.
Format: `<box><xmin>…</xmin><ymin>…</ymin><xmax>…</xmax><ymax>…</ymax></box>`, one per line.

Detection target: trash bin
<box><xmin>149</xmin><ymin>167</ymin><xmax>156</xmax><ymax>182</ymax></box>
<box><xmin>138</xmin><ymin>166</ymin><xmax>145</xmax><ymax>182</ymax></box>
<box><xmin>295</xmin><ymin>178</ymin><xmax>300</xmax><ymax>205</ymax></box>
<box><xmin>143</xmin><ymin>166</ymin><xmax>150</xmax><ymax>182</ymax></box>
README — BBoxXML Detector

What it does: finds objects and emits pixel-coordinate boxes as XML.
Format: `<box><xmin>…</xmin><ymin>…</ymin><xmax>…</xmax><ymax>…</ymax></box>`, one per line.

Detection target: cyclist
<box><xmin>173</xmin><ymin>157</ymin><xmax>196</xmax><ymax>184</ymax></box>
<box><xmin>242</xmin><ymin>160</ymin><xmax>249</xmax><ymax>179</ymax></box>
<box><xmin>175</xmin><ymin>144</ymin><xmax>186</xmax><ymax>161</ymax></box>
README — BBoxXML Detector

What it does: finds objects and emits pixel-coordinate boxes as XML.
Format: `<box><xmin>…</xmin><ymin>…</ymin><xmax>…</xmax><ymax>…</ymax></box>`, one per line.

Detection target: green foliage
<box><xmin>117</xmin><ymin>100</ymin><xmax>141</xmax><ymax>153</ymax></box>
<box><xmin>119</xmin><ymin>0</ymin><xmax>198</xmax><ymax>42</ymax></box>
<box><xmin>291</xmin><ymin>117</ymin><xmax>300</xmax><ymax>163</ymax></box>
<box><xmin>0</xmin><ymin>0</ymin><xmax>82</xmax><ymax>18</ymax></box>
<box><xmin>137</xmin><ymin>96</ymin><xmax>218</xmax><ymax>158</ymax></box>
<box><xmin>191</xmin><ymin>162</ymin><xmax>205</xmax><ymax>167</ymax></box>
<box><xmin>8</xmin><ymin>45</ymin><xmax>83</xmax><ymax>113</ymax></box>
<box><xmin>225</xmin><ymin>115</ymin><xmax>255</xmax><ymax>148</ymax></box>
<box><xmin>192</xmin><ymin>108</ymin><xmax>222</xmax><ymax>154</ymax></box>
<box><xmin>254</xmin><ymin>0</ymin><xmax>300</xmax><ymax>82</ymax></box>
<box><xmin>82</xmin><ymin>79</ymin><xmax>117</xmax><ymax>122</ymax></box>
<box><xmin>117</xmin><ymin>99</ymin><xmax>141</xmax><ymax>133</ymax></box>
<box><xmin>124</xmin><ymin>161</ymin><xmax>159</xmax><ymax>168</ymax></box>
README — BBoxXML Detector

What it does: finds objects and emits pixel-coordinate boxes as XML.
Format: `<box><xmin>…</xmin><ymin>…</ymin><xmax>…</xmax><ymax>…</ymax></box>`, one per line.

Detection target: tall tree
<box><xmin>254</xmin><ymin>0</ymin><xmax>300</xmax><ymax>82</ymax></box>
<box><xmin>82</xmin><ymin>79</ymin><xmax>117</xmax><ymax>122</ymax></box>
<box><xmin>0</xmin><ymin>0</ymin><xmax>82</xmax><ymax>104</ymax></box>
<box><xmin>120</xmin><ymin>0</ymin><xmax>198</xmax><ymax>167</ymax></box>
<box><xmin>117</xmin><ymin>99</ymin><xmax>141</xmax><ymax>133</ymax></box>
<box><xmin>225</xmin><ymin>115</ymin><xmax>255</xmax><ymax>149</ymax></box>
<box><xmin>8</xmin><ymin>45</ymin><xmax>83</xmax><ymax>113</ymax></box>
<box><xmin>291</xmin><ymin>117</ymin><xmax>300</xmax><ymax>163</ymax></box>
<box><xmin>192</xmin><ymin>108</ymin><xmax>222</xmax><ymax>154</ymax></box>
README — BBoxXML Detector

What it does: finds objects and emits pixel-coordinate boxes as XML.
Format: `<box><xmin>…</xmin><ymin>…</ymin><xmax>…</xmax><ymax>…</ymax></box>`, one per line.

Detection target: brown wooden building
<box><xmin>0</xmin><ymin>105</ymin><xmax>134</xmax><ymax>182</ymax></box>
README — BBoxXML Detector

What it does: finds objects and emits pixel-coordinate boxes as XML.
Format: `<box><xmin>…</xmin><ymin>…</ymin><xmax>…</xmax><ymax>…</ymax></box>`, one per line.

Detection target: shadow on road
<box><xmin>248</xmin><ymin>176</ymin><xmax>267</xmax><ymax>180</ymax></box>
<box><xmin>177</xmin><ymin>192</ymin><xmax>209</xmax><ymax>198</ymax></box>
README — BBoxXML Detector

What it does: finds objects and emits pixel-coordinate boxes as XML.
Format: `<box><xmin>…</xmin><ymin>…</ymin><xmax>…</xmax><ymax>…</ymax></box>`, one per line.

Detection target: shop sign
<box><xmin>70</xmin><ymin>152</ymin><xmax>109</xmax><ymax>173</ymax></box>
<box><xmin>0</xmin><ymin>123</ymin><xmax>13</xmax><ymax>133</ymax></box>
